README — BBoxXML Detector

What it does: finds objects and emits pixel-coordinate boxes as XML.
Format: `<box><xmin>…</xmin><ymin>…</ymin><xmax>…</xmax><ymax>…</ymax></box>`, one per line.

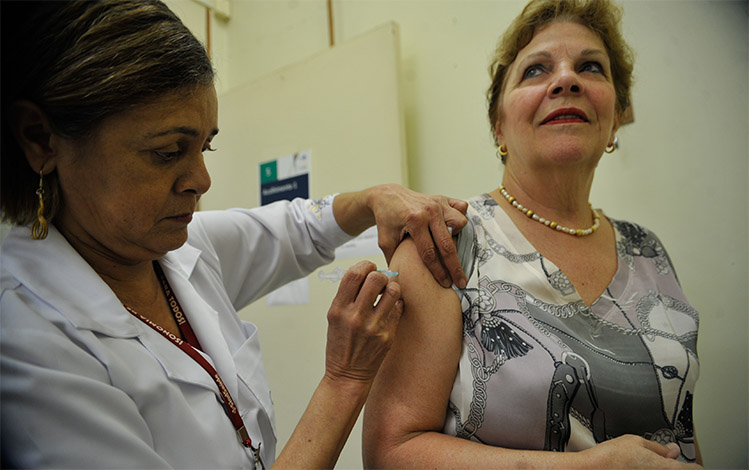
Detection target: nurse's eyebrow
<box><xmin>146</xmin><ymin>127</ymin><xmax>219</xmax><ymax>138</ymax></box>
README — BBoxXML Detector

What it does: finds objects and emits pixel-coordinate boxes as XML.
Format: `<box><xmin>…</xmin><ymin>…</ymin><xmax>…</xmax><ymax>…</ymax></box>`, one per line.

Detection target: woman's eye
<box><xmin>522</xmin><ymin>65</ymin><xmax>544</xmax><ymax>79</ymax></box>
<box><xmin>580</xmin><ymin>61</ymin><xmax>604</xmax><ymax>74</ymax></box>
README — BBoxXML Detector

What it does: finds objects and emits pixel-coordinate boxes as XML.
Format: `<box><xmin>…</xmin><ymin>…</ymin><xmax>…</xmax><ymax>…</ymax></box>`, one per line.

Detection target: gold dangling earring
<box><xmin>30</xmin><ymin>170</ymin><xmax>48</xmax><ymax>240</ymax></box>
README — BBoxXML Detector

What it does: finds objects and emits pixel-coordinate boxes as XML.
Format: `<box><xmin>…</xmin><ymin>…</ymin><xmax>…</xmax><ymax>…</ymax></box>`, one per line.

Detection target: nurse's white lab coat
<box><xmin>0</xmin><ymin>196</ymin><xmax>352</xmax><ymax>469</ymax></box>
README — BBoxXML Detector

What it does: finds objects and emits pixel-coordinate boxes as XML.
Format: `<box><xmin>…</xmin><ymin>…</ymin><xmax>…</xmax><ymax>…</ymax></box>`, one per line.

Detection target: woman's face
<box><xmin>496</xmin><ymin>21</ymin><xmax>619</xmax><ymax>170</ymax></box>
<box><xmin>53</xmin><ymin>85</ymin><xmax>218</xmax><ymax>264</ymax></box>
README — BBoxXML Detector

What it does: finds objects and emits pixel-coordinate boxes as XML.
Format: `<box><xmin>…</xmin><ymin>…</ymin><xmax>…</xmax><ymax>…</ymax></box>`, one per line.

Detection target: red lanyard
<box><xmin>123</xmin><ymin>263</ymin><xmax>257</xmax><ymax>456</ymax></box>
<box><xmin>153</xmin><ymin>262</ymin><xmax>203</xmax><ymax>350</ymax></box>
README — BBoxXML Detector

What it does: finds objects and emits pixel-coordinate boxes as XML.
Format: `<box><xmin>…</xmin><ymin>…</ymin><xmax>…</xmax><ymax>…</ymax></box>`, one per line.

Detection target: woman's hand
<box><xmin>333</xmin><ymin>184</ymin><xmax>468</xmax><ymax>289</ymax></box>
<box><xmin>577</xmin><ymin>435</ymin><xmax>703</xmax><ymax>470</ymax></box>
<box><xmin>324</xmin><ymin>260</ymin><xmax>403</xmax><ymax>386</ymax></box>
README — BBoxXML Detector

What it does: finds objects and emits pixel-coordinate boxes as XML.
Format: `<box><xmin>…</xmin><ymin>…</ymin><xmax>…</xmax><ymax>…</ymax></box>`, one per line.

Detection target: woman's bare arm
<box><xmin>362</xmin><ymin>237</ymin><xmax>465</xmax><ymax>467</ymax></box>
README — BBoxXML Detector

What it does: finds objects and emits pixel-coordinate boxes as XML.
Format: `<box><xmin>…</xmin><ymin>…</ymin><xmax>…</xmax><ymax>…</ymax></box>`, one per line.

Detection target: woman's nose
<box><xmin>549</xmin><ymin>67</ymin><xmax>582</xmax><ymax>96</ymax></box>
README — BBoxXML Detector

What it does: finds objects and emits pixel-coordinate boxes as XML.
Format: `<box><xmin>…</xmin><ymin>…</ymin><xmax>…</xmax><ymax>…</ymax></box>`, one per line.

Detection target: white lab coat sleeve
<box><xmin>188</xmin><ymin>196</ymin><xmax>354</xmax><ymax>309</ymax></box>
<box><xmin>0</xmin><ymin>300</ymin><xmax>170</xmax><ymax>469</ymax></box>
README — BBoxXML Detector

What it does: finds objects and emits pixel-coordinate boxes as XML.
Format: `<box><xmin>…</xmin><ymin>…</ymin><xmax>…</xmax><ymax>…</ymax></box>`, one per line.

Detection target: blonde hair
<box><xmin>487</xmin><ymin>0</ymin><xmax>634</xmax><ymax>145</ymax></box>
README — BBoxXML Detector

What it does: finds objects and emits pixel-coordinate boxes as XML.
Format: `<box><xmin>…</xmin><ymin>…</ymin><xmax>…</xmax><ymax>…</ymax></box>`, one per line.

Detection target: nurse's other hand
<box><xmin>324</xmin><ymin>261</ymin><xmax>403</xmax><ymax>385</ymax></box>
<box><xmin>576</xmin><ymin>435</ymin><xmax>703</xmax><ymax>470</ymax></box>
<box><xmin>369</xmin><ymin>184</ymin><xmax>468</xmax><ymax>289</ymax></box>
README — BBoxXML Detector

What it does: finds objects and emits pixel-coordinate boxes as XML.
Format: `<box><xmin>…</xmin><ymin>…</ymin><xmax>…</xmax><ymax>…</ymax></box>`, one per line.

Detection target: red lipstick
<box><xmin>541</xmin><ymin>107</ymin><xmax>589</xmax><ymax>125</ymax></box>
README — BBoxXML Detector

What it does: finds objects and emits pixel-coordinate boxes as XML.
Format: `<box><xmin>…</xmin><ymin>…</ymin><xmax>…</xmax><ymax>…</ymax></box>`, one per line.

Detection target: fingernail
<box><xmin>664</xmin><ymin>442</ymin><xmax>680</xmax><ymax>458</ymax></box>
<box><xmin>377</xmin><ymin>269</ymin><xmax>399</xmax><ymax>278</ymax></box>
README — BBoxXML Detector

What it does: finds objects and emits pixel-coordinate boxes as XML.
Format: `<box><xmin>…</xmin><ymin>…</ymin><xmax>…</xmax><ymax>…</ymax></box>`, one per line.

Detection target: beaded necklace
<box><xmin>498</xmin><ymin>185</ymin><xmax>600</xmax><ymax>237</ymax></box>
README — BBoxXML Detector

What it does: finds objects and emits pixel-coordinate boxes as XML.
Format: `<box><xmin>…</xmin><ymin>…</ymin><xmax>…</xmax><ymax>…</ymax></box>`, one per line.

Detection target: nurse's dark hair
<box><xmin>1</xmin><ymin>0</ymin><xmax>214</xmax><ymax>226</ymax></box>
<box><xmin>487</xmin><ymin>0</ymin><xmax>634</xmax><ymax>147</ymax></box>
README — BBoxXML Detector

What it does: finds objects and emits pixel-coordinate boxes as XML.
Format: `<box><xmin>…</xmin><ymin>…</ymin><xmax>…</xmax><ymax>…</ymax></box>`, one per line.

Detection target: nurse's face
<box><xmin>53</xmin><ymin>85</ymin><xmax>218</xmax><ymax>265</ymax></box>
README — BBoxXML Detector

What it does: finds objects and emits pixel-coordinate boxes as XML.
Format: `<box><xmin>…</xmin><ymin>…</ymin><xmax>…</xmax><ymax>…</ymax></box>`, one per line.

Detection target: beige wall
<box><xmin>170</xmin><ymin>1</ymin><xmax>747</xmax><ymax>468</ymax></box>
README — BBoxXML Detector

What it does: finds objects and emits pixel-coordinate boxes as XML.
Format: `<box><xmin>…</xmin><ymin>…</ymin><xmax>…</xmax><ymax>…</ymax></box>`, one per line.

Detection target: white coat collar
<box><xmin>2</xmin><ymin>224</ymin><xmax>138</xmax><ymax>337</ymax></box>
<box><xmin>2</xmin><ymin>224</ymin><xmax>204</xmax><ymax>336</ymax></box>
<box><xmin>1</xmin><ymin>224</ymin><xmax>236</xmax><ymax>396</ymax></box>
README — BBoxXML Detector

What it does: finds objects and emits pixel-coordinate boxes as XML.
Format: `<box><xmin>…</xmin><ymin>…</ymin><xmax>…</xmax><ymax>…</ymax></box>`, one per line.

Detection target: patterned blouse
<box><xmin>444</xmin><ymin>194</ymin><xmax>699</xmax><ymax>462</ymax></box>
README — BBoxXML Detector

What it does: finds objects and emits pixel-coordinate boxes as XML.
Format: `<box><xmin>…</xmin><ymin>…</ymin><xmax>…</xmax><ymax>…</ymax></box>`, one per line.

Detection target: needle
<box><xmin>318</xmin><ymin>267</ymin><xmax>399</xmax><ymax>283</ymax></box>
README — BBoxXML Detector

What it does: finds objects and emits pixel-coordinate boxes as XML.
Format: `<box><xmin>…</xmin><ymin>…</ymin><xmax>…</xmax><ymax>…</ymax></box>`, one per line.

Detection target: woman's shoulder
<box><xmin>466</xmin><ymin>193</ymin><xmax>498</xmax><ymax>210</ymax></box>
<box><xmin>606</xmin><ymin>215</ymin><xmax>678</xmax><ymax>277</ymax></box>
<box><xmin>606</xmin><ymin>216</ymin><xmax>670</xmax><ymax>253</ymax></box>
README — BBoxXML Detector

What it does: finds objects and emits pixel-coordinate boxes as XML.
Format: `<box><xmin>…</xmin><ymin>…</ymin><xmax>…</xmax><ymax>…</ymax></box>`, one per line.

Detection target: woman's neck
<box><xmin>499</xmin><ymin>163</ymin><xmax>596</xmax><ymax>228</ymax></box>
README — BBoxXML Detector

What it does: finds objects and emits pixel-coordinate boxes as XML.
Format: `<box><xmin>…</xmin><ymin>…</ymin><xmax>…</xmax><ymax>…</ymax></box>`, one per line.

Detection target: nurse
<box><xmin>0</xmin><ymin>1</ymin><xmax>467</xmax><ymax>468</ymax></box>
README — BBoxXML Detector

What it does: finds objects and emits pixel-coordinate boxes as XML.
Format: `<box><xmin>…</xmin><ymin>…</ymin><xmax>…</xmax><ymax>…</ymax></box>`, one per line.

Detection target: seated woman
<box><xmin>362</xmin><ymin>0</ymin><xmax>702</xmax><ymax>468</ymax></box>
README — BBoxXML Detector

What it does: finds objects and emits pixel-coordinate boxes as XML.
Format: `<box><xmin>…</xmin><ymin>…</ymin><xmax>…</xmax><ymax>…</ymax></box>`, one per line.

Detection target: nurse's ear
<box><xmin>10</xmin><ymin>100</ymin><xmax>59</xmax><ymax>174</ymax></box>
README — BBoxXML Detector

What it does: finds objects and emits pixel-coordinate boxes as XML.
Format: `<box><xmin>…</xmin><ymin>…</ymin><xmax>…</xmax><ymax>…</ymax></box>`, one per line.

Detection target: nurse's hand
<box><xmin>333</xmin><ymin>184</ymin><xmax>468</xmax><ymax>289</ymax></box>
<box><xmin>324</xmin><ymin>260</ymin><xmax>403</xmax><ymax>385</ymax></box>
<box><xmin>273</xmin><ymin>260</ymin><xmax>403</xmax><ymax>469</ymax></box>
